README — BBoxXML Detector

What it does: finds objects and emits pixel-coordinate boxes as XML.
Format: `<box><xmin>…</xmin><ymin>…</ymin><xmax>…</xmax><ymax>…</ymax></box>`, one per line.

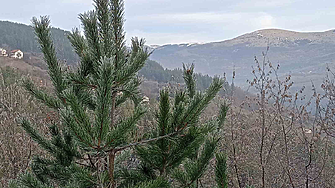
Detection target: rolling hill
<box><xmin>150</xmin><ymin>29</ymin><xmax>335</xmax><ymax>90</ymax></box>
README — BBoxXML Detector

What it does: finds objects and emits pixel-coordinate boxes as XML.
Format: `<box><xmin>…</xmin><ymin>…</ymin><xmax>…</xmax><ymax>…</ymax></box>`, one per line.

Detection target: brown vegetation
<box><xmin>222</xmin><ymin>50</ymin><xmax>335</xmax><ymax>187</ymax></box>
<box><xmin>0</xmin><ymin>67</ymin><xmax>54</xmax><ymax>187</ymax></box>
<box><xmin>0</xmin><ymin>49</ymin><xmax>334</xmax><ymax>187</ymax></box>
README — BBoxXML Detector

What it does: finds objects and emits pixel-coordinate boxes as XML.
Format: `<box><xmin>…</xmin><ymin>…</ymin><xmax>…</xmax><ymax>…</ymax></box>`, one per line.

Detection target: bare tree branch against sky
<box><xmin>0</xmin><ymin>0</ymin><xmax>334</xmax><ymax>45</ymax></box>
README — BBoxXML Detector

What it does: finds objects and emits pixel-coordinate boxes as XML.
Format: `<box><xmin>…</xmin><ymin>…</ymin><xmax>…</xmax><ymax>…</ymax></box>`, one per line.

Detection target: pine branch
<box><xmin>170</xmin><ymin>91</ymin><xmax>187</xmax><ymax>131</ymax></box>
<box><xmin>68</xmin><ymin>28</ymin><xmax>86</xmax><ymax>58</ymax></box>
<box><xmin>60</xmin><ymin>107</ymin><xmax>95</xmax><ymax>149</ymax></box>
<box><xmin>20</xmin><ymin>119</ymin><xmax>54</xmax><ymax>154</ymax></box>
<box><xmin>217</xmin><ymin>102</ymin><xmax>229</xmax><ymax>129</ymax></box>
<box><xmin>215</xmin><ymin>153</ymin><xmax>228</xmax><ymax>188</ymax></box>
<box><xmin>70</xmin><ymin>76</ymin><xmax>98</xmax><ymax>89</ymax></box>
<box><xmin>64</xmin><ymin>165</ymin><xmax>97</xmax><ymax>188</ymax></box>
<box><xmin>68</xmin><ymin>28</ymin><xmax>95</xmax><ymax>77</ymax></box>
<box><xmin>95</xmin><ymin>0</ymin><xmax>113</xmax><ymax>58</ymax></box>
<box><xmin>183</xmin><ymin>63</ymin><xmax>196</xmax><ymax>98</ymax></box>
<box><xmin>164</xmin><ymin>128</ymin><xmax>206</xmax><ymax>171</ymax></box>
<box><xmin>66</xmin><ymin>73</ymin><xmax>97</xmax><ymax>110</ymax></box>
<box><xmin>130</xmin><ymin>37</ymin><xmax>152</xmax><ymax>65</ymax></box>
<box><xmin>62</xmin><ymin>89</ymin><xmax>94</xmax><ymax>142</ymax></box>
<box><xmin>22</xmin><ymin>79</ymin><xmax>61</xmax><ymax>110</ymax></box>
<box><xmin>115</xmin><ymin>76</ymin><xmax>142</xmax><ymax>107</ymax></box>
<box><xmin>112</xmin><ymin>131</ymin><xmax>180</xmax><ymax>152</ymax></box>
<box><xmin>79</xmin><ymin>10</ymin><xmax>101</xmax><ymax>66</ymax></box>
<box><xmin>19</xmin><ymin>172</ymin><xmax>53</xmax><ymax>188</ymax></box>
<box><xmin>32</xmin><ymin>16</ymin><xmax>66</xmax><ymax>99</ymax></box>
<box><xmin>172</xmin><ymin>138</ymin><xmax>218</xmax><ymax>188</ymax></box>
<box><xmin>115</xmin><ymin>165</ymin><xmax>155</xmax><ymax>188</ymax></box>
<box><xmin>134</xmin><ymin>177</ymin><xmax>170</xmax><ymax>188</ymax></box>
<box><xmin>157</xmin><ymin>89</ymin><xmax>171</xmax><ymax>136</ymax></box>
<box><xmin>104</xmin><ymin>106</ymin><xmax>146</xmax><ymax>148</ymax></box>
<box><xmin>183</xmin><ymin>77</ymin><xmax>223</xmax><ymax>127</ymax></box>
<box><xmin>115</xmin><ymin>47</ymin><xmax>149</xmax><ymax>86</ymax></box>
<box><xmin>111</xmin><ymin>0</ymin><xmax>126</xmax><ymax>69</ymax></box>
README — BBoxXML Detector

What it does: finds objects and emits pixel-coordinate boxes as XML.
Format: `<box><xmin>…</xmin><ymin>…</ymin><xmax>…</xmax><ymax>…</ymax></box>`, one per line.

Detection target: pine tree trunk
<box><xmin>110</xmin><ymin>92</ymin><xmax>117</xmax><ymax>130</ymax></box>
<box><xmin>109</xmin><ymin>150</ymin><xmax>116</xmax><ymax>188</ymax></box>
<box><xmin>109</xmin><ymin>92</ymin><xmax>117</xmax><ymax>187</ymax></box>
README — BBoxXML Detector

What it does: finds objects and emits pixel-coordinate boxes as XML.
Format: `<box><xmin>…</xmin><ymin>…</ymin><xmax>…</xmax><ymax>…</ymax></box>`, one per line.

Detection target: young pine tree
<box><xmin>9</xmin><ymin>0</ymin><xmax>229</xmax><ymax>187</ymax></box>
<box><xmin>116</xmin><ymin>64</ymin><xmax>229</xmax><ymax>188</ymax></box>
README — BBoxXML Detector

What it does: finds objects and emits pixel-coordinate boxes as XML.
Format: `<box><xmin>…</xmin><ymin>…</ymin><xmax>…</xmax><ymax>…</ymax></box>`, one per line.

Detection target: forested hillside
<box><xmin>0</xmin><ymin>21</ymin><xmax>224</xmax><ymax>92</ymax></box>
<box><xmin>139</xmin><ymin>60</ymin><xmax>216</xmax><ymax>91</ymax></box>
<box><xmin>0</xmin><ymin>21</ymin><xmax>78</xmax><ymax>63</ymax></box>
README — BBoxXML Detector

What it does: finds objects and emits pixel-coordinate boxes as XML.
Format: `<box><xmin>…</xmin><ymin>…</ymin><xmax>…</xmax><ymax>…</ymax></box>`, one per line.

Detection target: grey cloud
<box><xmin>1</xmin><ymin>0</ymin><xmax>334</xmax><ymax>45</ymax></box>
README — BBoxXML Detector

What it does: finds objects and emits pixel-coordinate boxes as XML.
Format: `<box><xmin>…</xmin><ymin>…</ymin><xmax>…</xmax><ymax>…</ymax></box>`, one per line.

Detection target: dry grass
<box><xmin>0</xmin><ymin>67</ymin><xmax>54</xmax><ymax>187</ymax></box>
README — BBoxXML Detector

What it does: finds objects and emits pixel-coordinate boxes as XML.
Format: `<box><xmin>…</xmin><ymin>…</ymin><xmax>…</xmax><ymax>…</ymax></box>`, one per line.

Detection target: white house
<box><xmin>0</xmin><ymin>48</ymin><xmax>7</xmax><ymax>57</ymax></box>
<box><xmin>10</xmin><ymin>50</ymin><xmax>23</xmax><ymax>59</ymax></box>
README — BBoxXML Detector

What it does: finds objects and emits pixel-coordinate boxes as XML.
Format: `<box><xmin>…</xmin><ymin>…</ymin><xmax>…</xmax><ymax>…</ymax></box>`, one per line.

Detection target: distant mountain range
<box><xmin>1</xmin><ymin>20</ymin><xmax>334</xmax><ymax>90</ymax></box>
<box><xmin>150</xmin><ymin>29</ymin><xmax>335</xmax><ymax>90</ymax></box>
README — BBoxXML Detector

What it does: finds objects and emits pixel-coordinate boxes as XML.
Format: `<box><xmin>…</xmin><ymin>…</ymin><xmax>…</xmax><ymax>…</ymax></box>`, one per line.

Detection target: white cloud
<box><xmin>126</xmin><ymin>0</ymin><xmax>170</xmax><ymax>2</ymax></box>
<box><xmin>234</xmin><ymin>0</ymin><xmax>301</xmax><ymax>10</ymax></box>
<box><xmin>125</xmin><ymin>11</ymin><xmax>277</xmax><ymax>45</ymax></box>
<box><xmin>131</xmin><ymin>12</ymin><xmax>242</xmax><ymax>24</ymax></box>
<box><xmin>126</xmin><ymin>29</ymin><xmax>213</xmax><ymax>45</ymax></box>
<box><xmin>131</xmin><ymin>11</ymin><xmax>276</xmax><ymax>27</ymax></box>
<box><xmin>264</xmin><ymin>10</ymin><xmax>335</xmax><ymax>32</ymax></box>
<box><xmin>249</xmin><ymin>13</ymin><xmax>276</xmax><ymax>28</ymax></box>
<box><xmin>1</xmin><ymin>0</ymin><xmax>334</xmax><ymax>45</ymax></box>
<box><xmin>59</xmin><ymin>0</ymin><xmax>92</xmax><ymax>5</ymax></box>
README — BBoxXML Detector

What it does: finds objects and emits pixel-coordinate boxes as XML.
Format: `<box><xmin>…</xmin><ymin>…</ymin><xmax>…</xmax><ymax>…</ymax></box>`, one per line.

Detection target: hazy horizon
<box><xmin>1</xmin><ymin>0</ymin><xmax>334</xmax><ymax>45</ymax></box>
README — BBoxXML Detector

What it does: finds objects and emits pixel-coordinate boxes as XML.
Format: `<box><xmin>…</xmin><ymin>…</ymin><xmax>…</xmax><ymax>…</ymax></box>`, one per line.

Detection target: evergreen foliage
<box><xmin>116</xmin><ymin>67</ymin><xmax>229</xmax><ymax>187</ymax></box>
<box><xmin>139</xmin><ymin>60</ymin><xmax>217</xmax><ymax>91</ymax></box>
<box><xmin>215</xmin><ymin>153</ymin><xmax>228</xmax><ymax>188</ymax></box>
<box><xmin>10</xmin><ymin>0</ymin><xmax>229</xmax><ymax>187</ymax></box>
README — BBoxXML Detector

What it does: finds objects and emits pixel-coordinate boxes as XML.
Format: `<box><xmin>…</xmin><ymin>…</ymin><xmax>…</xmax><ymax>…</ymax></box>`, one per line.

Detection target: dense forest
<box><xmin>0</xmin><ymin>21</ymin><xmax>79</xmax><ymax>64</ymax></box>
<box><xmin>138</xmin><ymin>59</ymin><xmax>227</xmax><ymax>91</ymax></box>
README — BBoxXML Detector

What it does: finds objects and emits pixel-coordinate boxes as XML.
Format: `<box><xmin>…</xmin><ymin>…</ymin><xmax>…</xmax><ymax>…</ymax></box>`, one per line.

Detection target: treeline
<box><xmin>139</xmin><ymin>59</ymin><xmax>232</xmax><ymax>92</ymax></box>
<box><xmin>0</xmin><ymin>21</ymin><xmax>229</xmax><ymax>92</ymax></box>
<box><xmin>0</xmin><ymin>21</ymin><xmax>78</xmax><ymax>64</ymax></box>
<box><xmin>0</xmin><ymin>21</ymin><xmax>234</xmax><ymax>93</ymax></box>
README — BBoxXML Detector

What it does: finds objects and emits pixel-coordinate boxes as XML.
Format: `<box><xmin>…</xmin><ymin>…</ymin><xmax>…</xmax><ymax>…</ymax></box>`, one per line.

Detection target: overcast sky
<box><xmin>1</xmin><ymin>0</ymin><xmax>335</xmax><ymax>45</ymax></box>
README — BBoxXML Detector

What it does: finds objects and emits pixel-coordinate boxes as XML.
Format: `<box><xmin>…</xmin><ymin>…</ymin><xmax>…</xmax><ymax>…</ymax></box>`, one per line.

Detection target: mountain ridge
<box><xmin>1</xmin><ymin>20</ymin><xmax>334</xmax><ymax>91</ymax></box>
<box><xmin>151</xmin><ymin>28</ymin><xmax>335</xmax><ymax>49</ymax></box>
<box><xmin>149</xmin><ymin>28</ymin><xmax>335</xmax><ymax>91</ymax></box>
